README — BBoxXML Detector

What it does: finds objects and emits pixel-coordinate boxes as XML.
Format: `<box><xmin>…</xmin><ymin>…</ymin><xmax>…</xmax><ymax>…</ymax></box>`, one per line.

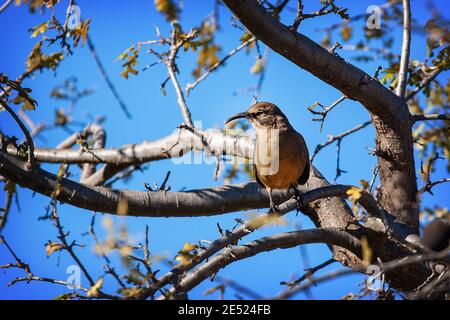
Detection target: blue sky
<box><xmin>0</xmin><ymin>0</ymin><xmax>449</xmax><ymax>300</ymax></box>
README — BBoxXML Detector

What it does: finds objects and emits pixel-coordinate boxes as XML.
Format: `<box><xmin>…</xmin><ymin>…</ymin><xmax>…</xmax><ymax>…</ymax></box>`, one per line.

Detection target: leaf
<box><xmin>175</xmin><ymin>242</ymin><xmax>198</xmax><ymax>266</ymax></box>
<box><xmin>45</xmin><ymin>241</ymin><xmax>64</xmax><ymax>256</ymax></box>
<box><xmin>340</xmin><ymin>25</ymin><xmax>353</xmax><ymax>42</ymax></box>
<box><xmin>154</xmin><ymin>0</ymin><xmax>179</xmax><ymax>22</ymax></box>
<box><xmin>116</xmin><ymin>197</ymin><xmax>128</xmax><ymax>215</ymax></box>
<box><xmin>361</xmin><ymin>236</ymin><xmax>372</xmax><ymax>265</ymax></box>
<box><xmin>119</xmin><ymin>287</ymin><xmax>146</xmax><ymax>299</ymax></box>
<box><xmin>240</xmin><ymin>32</ymin><xmax>253</xmax><ymax>43</ymax></box>
<box><xmin>54</xmin><ymin>293</ymin><xmax>72</xmax><ymax>300</ymax></box>
<box><xmin>26</xmin><ymin>41</ymin><xmax>64</xmax><ymax>74</ymax></box>
<box><xmin>247</xmin><ymin>213</ymin><xmax>287</xmax><ymax>229</ymax></box>
<box><xmin>71</xmin><ymin>19</ymin><xmax>90</xmax><ymax>47</ymax></box>
<box><xmin>204</xmin><ymin>284</ymin><xmax>225</xmax><ymax>297</ymax></box>
<box><xmin>118</xmin><ymin>46</ymin><xmax>140</xmax><ymax>79</ymax></box>
<box><xmin>30</xmin><ymin>22</ymin><xmax>48</xmax><ymax>38</ymax></box>
<box><xmin>250</xmin><ymin>58</ymin><xmax>263</xmax><ymax>74</ymax></box>
<box><xmin>87</xmin><ymin>277</ymin><xmax>103</xmax><ymax>297</ymax></box>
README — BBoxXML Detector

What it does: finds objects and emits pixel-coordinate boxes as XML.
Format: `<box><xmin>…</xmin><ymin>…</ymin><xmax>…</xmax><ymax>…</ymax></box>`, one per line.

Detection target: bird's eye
<box><xmin>254</xmin><ymin>111</ymin><xmax>263</xmax><ymax>117</ymax></box>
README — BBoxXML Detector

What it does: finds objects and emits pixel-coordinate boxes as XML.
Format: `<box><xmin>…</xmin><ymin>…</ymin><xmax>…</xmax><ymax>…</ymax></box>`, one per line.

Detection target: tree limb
<box><xmin>157</xmin><ymin>228</ymin><xmax>362</xmax><ymax>299</ymax></box>
<box><xmin>396</xmin><ymin>0</ymin><xmax>411</xmax><ymax>98</ymax></box>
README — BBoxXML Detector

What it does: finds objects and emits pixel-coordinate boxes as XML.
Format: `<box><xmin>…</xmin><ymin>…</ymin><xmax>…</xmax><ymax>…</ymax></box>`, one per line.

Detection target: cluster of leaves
<box><xmin>191</xmin><ymin>21</ymin><xmax>221</xmax><ymax>78</ymax></box>
<box><xmin>25</xmin><ymin>42</ymin><xmax>64</xmax><ymax>75</ymax></box>
<box><xmin>154</xmin><ymin>0</ymin><xmax>180</xmax><ymax>22</ymax></box>
<box><xmin>116</xmin><ymin>45</ymin><xmax>141</xmax><ymax>79</ymax></box>
<box><xmin>346</xmin><ymin>180</ymin><xmax>369</xmax><ymax>216</ymax></box>
<box><xmin>15</xmin><ymin>0</ymin><xmax>60</xmax><ymax>13</ymax></box>
<box><xmin>175</xmin><ymin>242</ymin><xmax>198</xmax><ymax>266</ymax></box>
<box><xmin>0</xmin><ymin>73</ymin><xmax>38</xmax><ymax>111</ymax></box>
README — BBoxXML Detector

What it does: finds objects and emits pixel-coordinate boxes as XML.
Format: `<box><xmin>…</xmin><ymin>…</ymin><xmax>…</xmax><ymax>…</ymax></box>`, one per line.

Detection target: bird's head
<box><xmin>225</xmin><ymin>102</ymin><xmax>290</xmax><ymax>129</ymax></box>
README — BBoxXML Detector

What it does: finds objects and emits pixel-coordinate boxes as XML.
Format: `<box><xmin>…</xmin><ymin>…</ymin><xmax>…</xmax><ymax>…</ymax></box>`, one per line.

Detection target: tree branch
<box><xmin>0</xmin><ymin>100</ymin><xmax>36</xmax><ymax>169</ymax></box>
<box><xmin>406</xmin><ymin>68</ymin><xmax>443</xmax><ymax>101</ymax></box>
<box><xmin>412</xmin><ymin>114</ymin><xmax>450</xmax><ymax>122</ymax></box>
<box><xmin>396</xmin><ymin>0</ymin><xmax>411</xmax><ymax>98</ymax></box>
<box><xmin>185</xmin><ymin>37</ymin><xmax>256</xmax><ymax>95</ymax></box>
<box><xmin>86</xmin><ymin>36</ymin><xmax>132</xmax><ymax>119</ymax></box>
<box><xmin>157</xmin><ymin>228</ymin><xmax>362</xmax><ymax>299</ymax></box>
<box><xmin>0</xmin><ymin>149</ymin><xmax>359</xmax><ymax>218</ymax></box>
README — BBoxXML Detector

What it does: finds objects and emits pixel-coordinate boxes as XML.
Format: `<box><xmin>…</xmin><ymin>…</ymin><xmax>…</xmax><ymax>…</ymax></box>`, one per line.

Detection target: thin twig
<box><xmin>311</xmin><ymin>120</ymin><xmax>371</xmax><ymax>161</ymax></box>
<box><xmin>412</xmin><ymin>114</ymin><xmax>450</xmax><ymax>122</ymax></box>
<box><xmin>308</xmin><ymin>95</ymin><xmax>347</xmax><ymax>132</ymax></box>
<box><xmin>185</xmin><ymin>37</ymin><xmax>256</xmax><ymax>95</ymax></box>
<box><xmin>86</xmin><ymin>36</ymin><xmax>132</xmax><ymax>119</ymax></box>
<box><xmin>280</xmin><ymin>258</ymin><xmax>336</xmax><ymax>288</ymax></box>
<box><xmin>0</xmin><ymin>186</ymin><xmax>13</xmax><ymax>232</ymax></box>
<box><xmin>406</xmin><ymin>68</ymin><xmax>443</xmax><ymax>101</ymax></box>
<box><xmin>165</xmin><ymin>26</ymin><xmax>198</xmax><ymax>127</ymax></box>
<box><xmin>418</xmin><ymin>178</ymin><xmax>450</xmax><ymax>195</ymax></box>
<box><xmin>0</xmin><ymin>0</ymin><xmax>13</xmax><ymax>14</ymax></box>
<box><xmin>0</xmin><ymin>100</ymin><xmax>35</xmax><ymax>169</ymax></box>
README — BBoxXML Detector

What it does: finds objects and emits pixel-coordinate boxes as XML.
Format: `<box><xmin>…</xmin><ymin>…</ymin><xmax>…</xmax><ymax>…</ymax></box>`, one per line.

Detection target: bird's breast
<box><xmin>254</xmin><ymin>130</ymin><xmax>308</xmax><ymax>189</ymax></box>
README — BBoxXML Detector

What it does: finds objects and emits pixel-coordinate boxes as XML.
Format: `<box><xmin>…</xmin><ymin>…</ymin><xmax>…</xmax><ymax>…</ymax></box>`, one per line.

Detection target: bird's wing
<box><xmin>253</xmin><ymin>164</ymin><xmax>265</xmax><ymax>188</ymax></box>
<box><xmin>296</xmin><ymin>133</ymin><xmax>310</xmax><ymax>185</ymax></box>
<box><xmin>296</xmin><ymin>159</ymin><xmax>310</xmax><ymax>185</ymax></box>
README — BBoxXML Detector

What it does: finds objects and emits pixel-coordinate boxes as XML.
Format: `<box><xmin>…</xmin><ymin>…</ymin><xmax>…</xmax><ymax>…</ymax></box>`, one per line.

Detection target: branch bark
<box><xmin>396</xmin><ymin>0</ymin><xmax>411</xmax><ymax>98</ymax></box>
<box><xmin>0</xmin><ymin>149</ymin><xmax>355</xmax><ymax>218</ymax></box>
<box><xmin>158</xmin><ymin>228</ymin><xmax>362</xmax><ymax>299</ymax></box>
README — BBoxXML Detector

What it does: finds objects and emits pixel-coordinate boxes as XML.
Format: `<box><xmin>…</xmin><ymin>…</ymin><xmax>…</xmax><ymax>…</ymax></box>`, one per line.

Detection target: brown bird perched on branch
<box><xmin>225</xmin><ymin>102</ymin><xmax>310</xmax><ymax>212</ymax></box>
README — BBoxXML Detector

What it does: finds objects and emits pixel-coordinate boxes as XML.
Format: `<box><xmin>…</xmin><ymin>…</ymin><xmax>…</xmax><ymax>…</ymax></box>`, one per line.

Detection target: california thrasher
<box><xmin>225</xmin><ymin>102</ymin><xmax>310</xmax><ymax>212</ymax></box>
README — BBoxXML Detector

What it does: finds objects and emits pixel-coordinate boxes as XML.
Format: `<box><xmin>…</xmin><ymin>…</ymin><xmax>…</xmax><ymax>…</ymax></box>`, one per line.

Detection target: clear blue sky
<box><xmin>0</xmin><ymin>0</ymin><xmax>449</xmax><ymax>300</ymax></box>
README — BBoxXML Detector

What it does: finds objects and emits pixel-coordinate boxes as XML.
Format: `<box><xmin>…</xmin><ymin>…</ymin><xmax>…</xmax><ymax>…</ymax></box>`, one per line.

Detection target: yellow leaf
<box><xmin>340</xmin><ymin>25</ymin><xmax>353</xmax><ymax>42</ymax></box>
<box><xmin>250</xmin><ymin>58</ymin><xmax>263</xmax><ymax>74</ymax></box>
<box><xmin>247</xmin><ymin>213</ymin><xmax>287</xmax><ymax>229</ymax></box>
<box><xmin>116</xmin><ymin>197</ymin><xmax>128</xmax><ymax>215</ymax></box>
<box><xmin>346</xmin><ymin>187</ymin><xmax>363</xmax><ymax>201</ymax></box>
<box><xmin>180</xmin><ymin>242</ymin><xmax>196</xmax><ymax>253</ymax></box>
<box><xmin>30</xmin><ymin>22</ymin><xmax>48</xmax><ymax>38</ymax></box>
<box><xmin>240</xmin><ymin>32</ymin><xmax>253</xmax><ymax>43</ymax></box>
<box><xmin>361</xmin><ymin>236</ymin><xmax>372</xmax><ymax>265</ymax></box>
<box><xmin>45</xmin><ymin>242</ymin><xmax>64</xmax><ymax>256</ymax></box>
<box><xmin>54</xmin><ymin>293</ymin><xmax>72</xmax><ymax>300</ymax></box>
<box><xmin>154</xmin><ymin>0</ymin><xmax>179</xmax><ymax>21</ymax></box>
<box><xmin>360</xmin><ymin>180</ymin><xmax>369</xmax><ymax>190</ymax></box>
<box><xmin>87</xmin><ymin>277</ymin><xmax>103</xmax><ymax>297</ymax></box>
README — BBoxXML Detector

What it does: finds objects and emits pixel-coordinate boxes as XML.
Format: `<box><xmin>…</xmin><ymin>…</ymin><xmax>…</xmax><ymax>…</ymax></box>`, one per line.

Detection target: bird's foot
<box><xmin>269</xmin><ymin>204</ymin><xmax>280</xmax><ymax>214</ymax></box>
<box><xmin>290</xmin><ymin>186</ymin><xmax>305</xmax><ymax>211</ymax></box>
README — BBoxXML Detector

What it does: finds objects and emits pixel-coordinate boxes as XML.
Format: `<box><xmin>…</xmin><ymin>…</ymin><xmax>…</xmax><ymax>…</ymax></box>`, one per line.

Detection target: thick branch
<box><xmin>222</xmin><ymin>0</ymin><xmax>409</xmax><ymax>122</ymax></box>
<box><xmin>0</xmin><ymin>150</ymin><xmax>357</xmax><ymax>218</ymax></box>
<box><xmin>158</xmin><ymin>228</ymin><xmax>362</xmax><ymax>299</ymax></box>
<box><xmin>21</xmin><ymin>128</ymin><xmax>252</xmax><ymax>164</ymax></box>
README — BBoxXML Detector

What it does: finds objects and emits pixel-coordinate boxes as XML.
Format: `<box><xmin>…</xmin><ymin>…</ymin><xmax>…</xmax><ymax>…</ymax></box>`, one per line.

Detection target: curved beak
<box><xmin>225</xmin><ymin>112</ymin><xmax>249</xmax><ymax>124</ymax></box>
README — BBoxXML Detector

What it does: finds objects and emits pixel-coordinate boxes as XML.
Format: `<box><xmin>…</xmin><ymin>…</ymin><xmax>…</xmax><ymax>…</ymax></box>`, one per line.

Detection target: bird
<box><xmin>225</xmin><ymin>102</ymin><xmax>310</xmax><ymax>212</ymax></box>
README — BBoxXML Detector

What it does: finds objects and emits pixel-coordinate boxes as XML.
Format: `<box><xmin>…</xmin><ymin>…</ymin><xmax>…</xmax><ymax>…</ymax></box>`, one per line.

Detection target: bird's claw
<box><xmin>269</xmin><ymin>204</ymin><xmax>280</xmax><ymax>214</ymax></box>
